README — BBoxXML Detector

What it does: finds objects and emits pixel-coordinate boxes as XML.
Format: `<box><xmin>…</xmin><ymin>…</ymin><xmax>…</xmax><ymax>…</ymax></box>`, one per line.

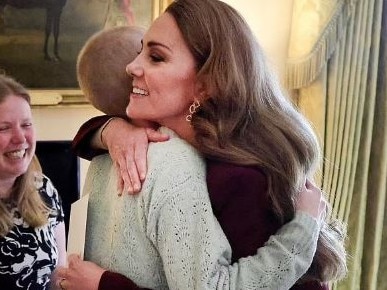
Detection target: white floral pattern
<box><xmin>0</xmin><ymin>175</ymin><xmax>64</xmax><ymax>290</ymax></box>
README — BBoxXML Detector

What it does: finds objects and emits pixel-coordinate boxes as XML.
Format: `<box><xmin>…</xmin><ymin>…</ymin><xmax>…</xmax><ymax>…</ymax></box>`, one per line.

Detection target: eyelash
<box><xmin>0</xmin><ymin>123</ymin><xmax>32</xmax><ymax>131</ymax></box>
<box><xmin>149</xmin><ymin>53</ymin><xmax>164</xmax><ymax>62</ymax></box>
<box><xmin>137</xmin><ymin>41</ymin><xmax>165</xmax><ymax>63</ymax></box>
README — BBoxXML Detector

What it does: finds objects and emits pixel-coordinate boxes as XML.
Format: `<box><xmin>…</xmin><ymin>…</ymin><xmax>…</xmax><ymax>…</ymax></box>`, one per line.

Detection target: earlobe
<box><xmin>195</xmin><ymin>78</ymin><xmax>213</xmax><ymax>101</ymax></box>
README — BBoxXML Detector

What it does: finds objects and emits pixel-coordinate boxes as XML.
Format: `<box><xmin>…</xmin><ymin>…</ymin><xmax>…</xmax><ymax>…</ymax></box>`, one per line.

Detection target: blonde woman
<box><xmin>0</xmin><ymin>75</ymin><xmax>66</xmax><ymax>290</ymax></box>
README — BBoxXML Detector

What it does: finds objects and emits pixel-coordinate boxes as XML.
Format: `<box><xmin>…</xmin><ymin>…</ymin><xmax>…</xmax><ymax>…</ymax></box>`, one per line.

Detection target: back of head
<box><xmin>77</xmin><ymin>26</ymin><xmax>144</xmax><ymax>117</ymax></box>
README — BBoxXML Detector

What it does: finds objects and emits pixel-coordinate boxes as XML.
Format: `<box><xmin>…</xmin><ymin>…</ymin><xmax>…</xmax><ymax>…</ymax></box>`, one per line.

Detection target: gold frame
<box><xmin>28</xmin><ymin>0</ymin><xmax>169</xmax><ymax>106</ymax></box>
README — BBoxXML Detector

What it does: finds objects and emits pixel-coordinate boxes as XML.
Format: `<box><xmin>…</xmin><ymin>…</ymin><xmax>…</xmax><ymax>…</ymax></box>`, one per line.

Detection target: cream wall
<box><xmin>222</xmin><ymin>0</ymin><xmax>293</xmax><ymax>81</ymax></box>
<box><xmin>32</xmin><ymin>105</ymin><xmax>102</xmax><ymax>193</ymax></box>
<box><xmin>32</xmin><ymin>1</ymin><xmax>294</xmax><ymax>193</ymax></box>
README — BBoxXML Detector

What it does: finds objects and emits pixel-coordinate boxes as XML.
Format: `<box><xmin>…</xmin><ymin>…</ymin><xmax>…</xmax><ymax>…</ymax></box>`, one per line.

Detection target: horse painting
<box><xmin>0</xmin><ymin>0</ymin><xmax>67</xmax><ymax>61</ymax></box>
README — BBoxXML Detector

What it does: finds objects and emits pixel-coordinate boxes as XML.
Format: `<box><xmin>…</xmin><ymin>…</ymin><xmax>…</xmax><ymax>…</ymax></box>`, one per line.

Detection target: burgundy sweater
<box><xmin>72</xmin><ymin>116</ymin><xmax>328</xmax><ymax>290</ymax></box>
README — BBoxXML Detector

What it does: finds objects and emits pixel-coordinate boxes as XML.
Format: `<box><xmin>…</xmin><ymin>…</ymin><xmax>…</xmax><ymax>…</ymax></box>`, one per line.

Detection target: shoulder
<box><xmin>148</xmin><ymin>127</ymin><xmax>205</xmax><ymax>172</ymax></box>
<box><xmin>207</xmin><ymin>159</ymin><xmax>267</xmax><ymax>189</ymax></box>
<box><xmin>35</xmin><ymin>174</ymin><xmax>59</xmax><ymax>201</ymax></box>
<box><xmin>142</xmin><ymin>128</ymin><xmax>207</xmax><ymax>213</ymax></box>
<box><xmin>88</xmin><ymin>154</ymin><xmax>114</xmax><ymax>176</ymax></box>
<box><xmin>206</xmin><ymin>159</ymin><xmax>269</xmax><ymax>215</ymax></box>
<box><xmin>35</xmin><ymin>173</ymin><xmax>64</xmax><ymax>219</ymax></box>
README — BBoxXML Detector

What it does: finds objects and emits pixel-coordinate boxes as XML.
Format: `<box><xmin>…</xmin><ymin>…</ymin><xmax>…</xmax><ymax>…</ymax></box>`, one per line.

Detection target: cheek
<box><xmin>26</xmin><ymin>131</ymin><xmax>36</xmax><ymax>148</ymax></box>
<box><xmin>170</xmin><ymin>73</ymin><xmax>198</xmax><ymax>99</ymax></box>
<box><xmin>0</xmin><ymin>141</ymin><xmax>5</xmax><ymax>152</ymax></box>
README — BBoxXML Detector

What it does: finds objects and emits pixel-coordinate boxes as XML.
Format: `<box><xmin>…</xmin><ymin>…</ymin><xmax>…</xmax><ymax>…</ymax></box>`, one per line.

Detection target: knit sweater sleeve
<box><xmin>146</xmin><ymin>133</ymin><xmax>320</xmax><ymax>290</ymax></box>
<box><xmin>97</xmin><ymin>214</ymin><xmax>318</xmax><ymax>290</ymax></box>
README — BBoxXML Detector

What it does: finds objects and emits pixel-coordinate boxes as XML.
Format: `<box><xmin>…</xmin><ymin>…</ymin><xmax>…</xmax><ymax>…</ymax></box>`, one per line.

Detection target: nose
<box><xmin>126</xmin><ymin>56</ymin><xmax>142</xmax><ymax>77</ymax></box>
<box><xmin>11</xmin><ymin>127</ymin><xmax>26</xmax><ymax>144</ymax></box>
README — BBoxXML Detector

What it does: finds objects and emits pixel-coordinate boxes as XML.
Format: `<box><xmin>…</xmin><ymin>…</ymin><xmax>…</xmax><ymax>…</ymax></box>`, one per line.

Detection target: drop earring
<box><xmin>185</xmin><ymin>100</ymin><xmax>201</xmax><ymax>122</ymax></box>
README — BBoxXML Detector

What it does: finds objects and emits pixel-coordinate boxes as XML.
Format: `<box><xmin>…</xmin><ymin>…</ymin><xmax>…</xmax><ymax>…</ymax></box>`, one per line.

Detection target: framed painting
<box><xmin>0</xmin><ymin>0</ymin><xmax>169</xmax><ymax>104</ymax></box>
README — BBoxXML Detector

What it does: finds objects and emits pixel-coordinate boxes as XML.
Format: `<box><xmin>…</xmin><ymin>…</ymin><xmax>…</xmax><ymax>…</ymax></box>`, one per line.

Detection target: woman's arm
<box><xmin>144</xmin><ymin>136</ymin><xmax>323</xmax><ymax>290</ymax></box>
<box><xmin>53</xmin><ymin>211</ymin><xmax>321</xmax><ymax>290</ymax></box>
<box><xmin>66</xmin><ymin>126</ymin><xmax>325</xmax><ymax>290</ymax></box>
<box><xmin>54</xmin><ymin>222</ymin><xmax>67</xmax><ymax>267</ymax></box>
<box><xmin>72</xmin><ymin>117</ymin><xmax>168</xmax><ymax>193</ymax></box>
<box><xmin>206</xmin><ymin>161</ymin><xmax>328</xmax><ymax>289</ymax></box>
<box><xmin>72</xmin><ymin>115</ymin><xmax>113</xmax><ymax>160</ymax></box>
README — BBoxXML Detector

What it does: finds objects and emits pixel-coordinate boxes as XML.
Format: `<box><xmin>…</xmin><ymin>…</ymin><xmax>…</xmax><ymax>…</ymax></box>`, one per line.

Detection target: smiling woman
<box><xmin>0</xmin><ymin>74</ymin><xmax>66</xmax><ymax>290</ymax></box>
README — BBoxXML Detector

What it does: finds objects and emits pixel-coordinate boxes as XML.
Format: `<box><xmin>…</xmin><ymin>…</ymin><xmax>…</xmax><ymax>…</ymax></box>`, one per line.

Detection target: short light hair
<box><xmin>77</xmin><ymin>26</ymin><xmax>145</xmax><ymax>117</ymax></box>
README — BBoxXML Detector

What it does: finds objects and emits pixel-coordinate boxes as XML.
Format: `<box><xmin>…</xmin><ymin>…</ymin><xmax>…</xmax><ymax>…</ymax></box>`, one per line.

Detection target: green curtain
<box><xmin>373</xmin><ymin>2</ymin><xmax>387</xmax><ymax>288</ymax></box>
<box><xmin>286</xmin><ymin>0</ymin><xmax>386</xmax><ymax>289</ymax></box>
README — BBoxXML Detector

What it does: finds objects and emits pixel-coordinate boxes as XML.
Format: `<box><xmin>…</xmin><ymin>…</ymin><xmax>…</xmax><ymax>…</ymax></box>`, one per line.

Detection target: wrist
<box><xmin>100</xmin><ymin>117</ymin><xmax>117</xmax><ymax>148</ymax></box>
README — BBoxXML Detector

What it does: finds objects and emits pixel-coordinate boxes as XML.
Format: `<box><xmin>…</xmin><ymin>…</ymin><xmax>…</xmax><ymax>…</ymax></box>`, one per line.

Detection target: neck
<box><xmin>161</xmin><ymin>118</ymin><xmax>196</xmax><ymax>146</ymax></box>
<box><xmin>0</xmin><ymin>178</ymin><xmax>16</xmax><ymax>199</ymax></box>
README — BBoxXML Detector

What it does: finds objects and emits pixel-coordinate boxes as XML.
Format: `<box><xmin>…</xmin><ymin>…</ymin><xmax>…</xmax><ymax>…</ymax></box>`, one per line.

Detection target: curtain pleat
<box><xmin>376</xmin><ymin>3</ymin><xmax>387</xmax><ymax>289</ymax></box>
<box><xmin>365</xmin><ymin>0</ymin><xmax>387</xmax><ymax>287</ymax></box>
<box><xmin>287</xmin><ymin>0</ymin><xmax>385</xmax><ymax>289</ymax></box>
<box><xmin>286</xmin><ymin>0</ymin><xmax>358</xmax><ymax>89</ymax></box>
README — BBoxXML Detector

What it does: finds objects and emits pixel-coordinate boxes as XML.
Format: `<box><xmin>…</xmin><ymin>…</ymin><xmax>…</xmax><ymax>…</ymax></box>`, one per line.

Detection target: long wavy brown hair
<box><xmin>166</xmin><ymin>0</ymin><xmax>347</xmax><ymax>282</ymax></box>
<box><xmin>0</xmin><ymin>75</ymin><xmax>48</xmax><ymax>237</ymax></box>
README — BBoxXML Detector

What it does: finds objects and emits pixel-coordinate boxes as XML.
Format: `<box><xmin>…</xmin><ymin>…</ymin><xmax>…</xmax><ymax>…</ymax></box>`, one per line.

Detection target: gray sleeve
<box><xmin>148</xmin><ymin>153</ymin><xmax>319</xmax><ymax>290</ymax></box>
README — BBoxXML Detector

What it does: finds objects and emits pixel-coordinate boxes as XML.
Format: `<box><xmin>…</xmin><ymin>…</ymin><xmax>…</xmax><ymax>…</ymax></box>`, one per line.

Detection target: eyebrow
<box><xmin>145</xmin><ymin>39</ymin><xmax>172</xmax><ymax>52</ymax></box>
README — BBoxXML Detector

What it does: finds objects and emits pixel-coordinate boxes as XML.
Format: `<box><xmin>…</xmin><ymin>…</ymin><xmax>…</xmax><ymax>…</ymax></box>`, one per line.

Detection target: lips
<box><xmin>5</xmin><ymin>149</ymin><xmax>26</xmax><ymax>159</ymax></box>
<box><xmin>132</xmin><ymin>86</ymin><xmax>149</xmax><ymax>96</ymax></box>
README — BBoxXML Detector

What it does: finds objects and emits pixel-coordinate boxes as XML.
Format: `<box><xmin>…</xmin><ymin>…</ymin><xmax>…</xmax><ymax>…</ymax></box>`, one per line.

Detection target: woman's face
<box><xmin>126</xmin><ymin>13</ymin><xmax>201</xmax><ymax>130</ymax></box>
<box><xmin>0</xmin><ymin>95</ymin><xmax>36</xmax><ymax>181</ymax></box>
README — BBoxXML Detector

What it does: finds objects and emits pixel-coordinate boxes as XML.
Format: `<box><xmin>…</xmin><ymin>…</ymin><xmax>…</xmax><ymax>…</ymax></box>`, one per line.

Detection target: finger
<box><xmin>115</xmin><ymin>158</ymin><xmax>133</xmax><ymax>194</ymax></box>
<box><xmin>58</xmin><ymin>278</ymin><xmax>67</xmax><ymax>290</ymax></box>
<box><xmin>114</xmin><ymin>161</ymin><xmax>127</xmax><ymax>195</ymax></box>
<box><xmin>55</xmin><ymin>266</ymin><xmax>67</xmax><ymax>277</ymax></box>
<box><xmin>145</xmin><ymin>128</ymin><xmax>169</xmax><ymax>142</ymax></box>
<box><xmin>134</xmin><ymin>143</ymin><xmax>148</xmax><ymax>181</ymax></box>
<box><xmin>305</xmin><ymin>178</ymin><xmax>314</xmax><ymax>189</ymax></box>
<box><xmin>68</xmin><ymin>254</ymin><xmax>81</xmax><ymax>267</ymax></box>
<box><xmin>320</xmin><ymin>199</ymin><xmax>327</xmax><ymax>219</ymax></box>
<box><xmin>116</xmin><ymin>174</ymin><xmax>124</xmax><ymax>195</ymax></box>
<box><xmin>124</xmin><ymin>157</ymin><xmax>141</xmax><ymax>194</ymax></box>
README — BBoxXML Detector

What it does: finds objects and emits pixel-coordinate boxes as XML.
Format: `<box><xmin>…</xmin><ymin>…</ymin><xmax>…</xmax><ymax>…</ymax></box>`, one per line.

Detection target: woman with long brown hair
<box><xmin>58</xmin><ymin>0</ymin><xmax>346</xmax><ymax>289</ymax></box>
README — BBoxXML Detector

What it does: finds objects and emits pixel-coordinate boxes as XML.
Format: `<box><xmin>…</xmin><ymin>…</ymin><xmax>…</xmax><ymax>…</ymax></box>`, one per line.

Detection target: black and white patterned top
<box><xmin>0</xmin><ymin>175</ymin><xmax>64</xmax><ymax>290</ymax></box>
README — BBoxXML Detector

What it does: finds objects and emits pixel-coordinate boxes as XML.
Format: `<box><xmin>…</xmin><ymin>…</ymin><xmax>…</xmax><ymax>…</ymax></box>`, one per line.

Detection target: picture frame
<box><xmin>0</xmin><ymin>0</ymin><xmax>167</xmax><ymax>105</ymax></box>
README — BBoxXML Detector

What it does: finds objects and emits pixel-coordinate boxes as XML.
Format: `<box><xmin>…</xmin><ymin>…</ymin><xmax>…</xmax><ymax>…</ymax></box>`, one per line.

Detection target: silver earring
<box><xmin>185</xmin><ymin>100</ymin><xmax>201</xmax><ymax>122</ymax></box>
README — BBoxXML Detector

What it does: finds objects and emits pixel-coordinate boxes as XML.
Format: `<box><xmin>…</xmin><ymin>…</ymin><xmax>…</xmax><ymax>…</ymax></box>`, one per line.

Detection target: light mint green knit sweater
<box><xmin>84</xmin><ymin>127</ymin><xmax>319</xmax><ymax>290</ymax></box>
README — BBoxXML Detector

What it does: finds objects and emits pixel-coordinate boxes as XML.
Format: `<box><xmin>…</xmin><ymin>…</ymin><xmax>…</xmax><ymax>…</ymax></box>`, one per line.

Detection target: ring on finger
<box><xmin>59</xmin><ymin>278</ymin><xmax>66</xmax><ymax>290</ymax></box>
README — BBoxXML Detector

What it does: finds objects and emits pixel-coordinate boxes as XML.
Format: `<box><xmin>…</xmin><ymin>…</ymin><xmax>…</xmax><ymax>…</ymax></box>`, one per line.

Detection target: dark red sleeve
<box><xmin>71</xmin><ymin>115</ymin><xmax>114</xmax><ymax>160</ymax></box>
<box><xmin>292</xmin><ymin>281</ymin><xmax>329</xmax><ymax>290</ymax></box>
<box><xmin>207</xmin><ymin>161</ymin><xmax>282</xmax><ymax>261</ymax></box>
<box><xmin>98</xmin><ymin>271</ymin><xmax>151</xmax><ymax>290</ymax></box>
<box><xmin>206</xmin><ymin>160</ymin><xmax>327</xmax><ymax>290</ymax></box>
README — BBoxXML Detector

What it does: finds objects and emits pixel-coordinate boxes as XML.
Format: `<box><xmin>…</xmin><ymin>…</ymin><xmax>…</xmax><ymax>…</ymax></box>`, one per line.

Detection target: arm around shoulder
<box><xmin>72</xmin><ymin>115</ymin><xmax>115</xmax><ymax>160</ymax></box>
<box><xmin>146</xmin><ymin>141</ymin><xmax>320</xmax><ymax>290</ymax></box>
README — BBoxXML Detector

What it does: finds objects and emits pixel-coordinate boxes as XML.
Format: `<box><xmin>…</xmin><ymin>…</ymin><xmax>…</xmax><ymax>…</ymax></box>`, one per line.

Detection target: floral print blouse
<box><xmin>0</xmin><ymin>175</ymin><xmax>64</xmax><ymax>290</ymax></box>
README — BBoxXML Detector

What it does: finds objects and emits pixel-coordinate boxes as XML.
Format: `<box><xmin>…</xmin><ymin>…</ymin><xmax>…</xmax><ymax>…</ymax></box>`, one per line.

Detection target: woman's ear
<box><xmin>195</xmin><ymin>77</ymin><xmax>213</xmax><ymax>101</ymax></box>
